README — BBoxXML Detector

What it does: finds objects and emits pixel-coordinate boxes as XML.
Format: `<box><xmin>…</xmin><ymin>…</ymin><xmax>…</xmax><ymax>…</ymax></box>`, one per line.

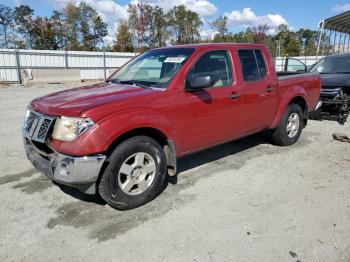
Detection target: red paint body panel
<box><xmin>30</xmin><ymin>43</ymin><xmax>321</xmax><ymax>157</ymax></box>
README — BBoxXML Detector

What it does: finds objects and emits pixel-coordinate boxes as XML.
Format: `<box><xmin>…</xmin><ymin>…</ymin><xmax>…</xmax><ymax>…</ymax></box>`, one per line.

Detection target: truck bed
<box><xmin>277</xmin><ymin>72</ymin><xmax>321</xmax><ymax>112</ymax></box>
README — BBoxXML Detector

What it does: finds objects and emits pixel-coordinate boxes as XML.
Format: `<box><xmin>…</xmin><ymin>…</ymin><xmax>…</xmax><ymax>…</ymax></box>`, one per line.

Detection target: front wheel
<box><xmin>272</xmin><ymin>103</ymin><xmax>304</xmax><ymax>146</ymax></box>
<box><xmin>98</xmin><ymin>136</ymin><xmax>167</xmax><ymax>210</ymax></box>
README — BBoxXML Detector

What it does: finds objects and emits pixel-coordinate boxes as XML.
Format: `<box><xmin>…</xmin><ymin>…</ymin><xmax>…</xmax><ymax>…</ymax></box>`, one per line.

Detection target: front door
<box><xmin>174</xmin><ymin>50</ymin><xmax>245</xmax><ymax>154</ymax></box>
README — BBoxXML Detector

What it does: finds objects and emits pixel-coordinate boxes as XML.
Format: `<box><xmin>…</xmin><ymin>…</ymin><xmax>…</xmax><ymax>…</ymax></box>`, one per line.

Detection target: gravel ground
<box><xmin>0</xmin><ymin>83</ymin><xmax>350</xmax><ymax>262</ymax></box>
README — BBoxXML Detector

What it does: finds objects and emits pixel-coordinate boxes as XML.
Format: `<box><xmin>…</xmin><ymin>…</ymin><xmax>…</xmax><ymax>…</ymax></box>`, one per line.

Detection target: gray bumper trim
<box><xmin>314</xmin><ymin>100</ymin><xmax>323</xmax><ymax>111</ymax></box>
<box><xmin>24</xmin><ymin>138</ymin><xmax>106</xmax><ymax>194</ymax></box>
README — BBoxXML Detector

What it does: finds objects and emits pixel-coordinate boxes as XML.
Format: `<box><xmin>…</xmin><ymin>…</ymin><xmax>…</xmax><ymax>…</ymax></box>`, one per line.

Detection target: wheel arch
<box><xmin>270</xmin><ymin>89</ymin><xmax>308</xmax><ymax>129</ymax></box>
<box><xmin>288</xmin><ymin>96</ymin><xmax>308</xmax><ymax>126</ymax></box>
<box><xmin>105</xmin><ymin>127</ymin><xmax>177</xmax><ymax>176</ymax></box>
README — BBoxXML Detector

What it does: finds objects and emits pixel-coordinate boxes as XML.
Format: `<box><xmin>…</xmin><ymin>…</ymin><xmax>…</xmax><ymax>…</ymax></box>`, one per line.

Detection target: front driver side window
<box><xmin>186</xmin><ymin>50</ymin><xmax>233</xmax><ymax>89</ymax></box>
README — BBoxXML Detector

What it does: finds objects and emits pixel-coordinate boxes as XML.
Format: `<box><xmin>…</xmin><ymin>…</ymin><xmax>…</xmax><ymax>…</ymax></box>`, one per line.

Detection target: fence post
<box><xmin>65</xmin><ymin>50</ymin><xmax>69</xmax><ymax>68</ymax></box>
<box><xmin>15</xmin><ymin>50</ymin><xmax>22</xmax><ymax>84</ymax></box>
<box><xmin>103</xmin><ymin>46</ymin><xmax>107</xmax><ymax>80</ymax></box>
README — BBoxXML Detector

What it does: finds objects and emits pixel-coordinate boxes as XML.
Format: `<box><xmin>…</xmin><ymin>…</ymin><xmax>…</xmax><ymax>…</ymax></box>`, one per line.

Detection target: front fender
<box><xmin>49</xmin><ymin>108</ymin><xmax>176</xmax><ymax>156</ymax></box>
<box><xmin>269</xmin><ymin>85</ymin><xmax>307</xmax><ymax>129</ymax></box>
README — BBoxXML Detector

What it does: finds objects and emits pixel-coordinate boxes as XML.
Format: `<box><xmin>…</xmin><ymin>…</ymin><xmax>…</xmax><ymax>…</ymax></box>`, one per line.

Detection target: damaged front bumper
<box><xmin>309</xmin><ymin>88</ymin><xmax>349</xmax><ymax>124</ymax></box>
<box><xmin>23</xmin><ymin>137</ymin><xmax>106</xmax><ymax>194</ymax></box>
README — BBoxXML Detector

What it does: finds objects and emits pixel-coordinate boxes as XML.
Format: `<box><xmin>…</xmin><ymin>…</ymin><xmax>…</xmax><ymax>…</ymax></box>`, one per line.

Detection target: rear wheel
<box><xmin>272</xmin><ymin>103</ymin><xmax>304</xmax><ymax>146</ymax></box>
<box><xmin>98</xmin><ymin>136</ymin><xmax>167</xmax><ymax>210</ymax></box>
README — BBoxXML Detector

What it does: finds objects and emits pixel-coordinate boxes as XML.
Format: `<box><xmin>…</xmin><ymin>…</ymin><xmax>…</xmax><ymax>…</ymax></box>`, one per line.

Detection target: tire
<box><xmin>98</xmin><ymin>136</ymin><xmax>167</xmax><ymax>210</ymax></box>
<box><xmin>272</xmin><ymin>103</ymin><xmax>304</xmax><ymax>146</ymax></box>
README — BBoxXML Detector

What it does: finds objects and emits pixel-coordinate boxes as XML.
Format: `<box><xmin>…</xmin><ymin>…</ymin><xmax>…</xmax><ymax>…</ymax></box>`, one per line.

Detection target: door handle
<box><xmin>228</xmin><ymin>93</ymin><xmax>241</xmax><ymax>100</ymax></box>
<box><xmin>266</xmin><ymin>87</ymin><xmax>275</xmax><ymax>92</ymax></box>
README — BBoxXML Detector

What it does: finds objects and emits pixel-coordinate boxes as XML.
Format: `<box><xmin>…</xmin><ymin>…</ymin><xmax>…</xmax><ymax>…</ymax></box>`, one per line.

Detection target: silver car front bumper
<box><xmin>23</xmin><ymin>138</ymin><xmax>106</xmax><ymax>194</ymax></box>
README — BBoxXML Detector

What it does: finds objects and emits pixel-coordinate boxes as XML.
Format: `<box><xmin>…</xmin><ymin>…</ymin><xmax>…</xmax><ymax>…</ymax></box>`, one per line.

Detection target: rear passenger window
<box><xmin>238</xmin><ymin>49</ymin><xmax>267</xmax><ymax>81</ymax></box>
<box><xmin>254</xmin><ymin>50</ymin><xmax>267</xmax><ymax>78</ymax></box>
<box><xmin>238</xmin><ymin>50</ymin><xmax>259</xmax><ymax>81</ymax></box>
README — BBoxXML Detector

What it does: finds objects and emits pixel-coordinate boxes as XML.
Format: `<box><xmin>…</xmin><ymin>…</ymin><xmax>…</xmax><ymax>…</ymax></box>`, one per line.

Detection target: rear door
<box><xmin>236</xmin><ymin>49</ymin><xmax>279</xmax><ymax>132</ymax></box>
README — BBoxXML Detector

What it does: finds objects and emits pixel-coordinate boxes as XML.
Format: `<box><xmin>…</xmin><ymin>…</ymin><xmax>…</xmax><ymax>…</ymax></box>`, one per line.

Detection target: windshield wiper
<box><xmin>110</xmin><ymin>79</ymin><xmax>150</xmax><ymax>89</ymax></box>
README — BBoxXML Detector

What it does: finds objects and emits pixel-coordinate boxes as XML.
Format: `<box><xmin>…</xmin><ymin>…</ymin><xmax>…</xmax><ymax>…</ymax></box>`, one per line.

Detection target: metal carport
<box><xmin>317</xmin><ymin>10</ymin><xmax>350</xmax><ymax>57</ymax></box>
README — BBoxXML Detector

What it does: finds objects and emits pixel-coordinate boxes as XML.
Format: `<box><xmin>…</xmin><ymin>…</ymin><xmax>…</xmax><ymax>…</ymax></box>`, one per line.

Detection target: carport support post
<box><xmin>316</xmin><ymin>21</ymin><xmax>325</xmax><ymax>60</ymax></box>
<box><xmin>338</xmin><ymin>33</ymin><xmax>343</xmax><ymax>53</ymax></box>
<box><xmin>321</xmin><ymin>30</ymin><xmax>327</xmax><ymax>56</ymax></box>
<box><xmin>343</xmin><ymin>33</ymin><xmax>347</xmax><ymax>53</ymax></box>
<box><xmin>333</xmin><ymin>31</ymin><xmax>338</xmax><ymax>52</ymax></box>
<box><xmin>15</xmin><ymin>50</ymin><xmax>22</xmax><ymax>85</ymax></box>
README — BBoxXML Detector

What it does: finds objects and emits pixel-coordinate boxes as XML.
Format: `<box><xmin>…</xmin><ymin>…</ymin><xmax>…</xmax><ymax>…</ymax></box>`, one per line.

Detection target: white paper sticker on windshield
<box><xmin>164</xmin><ymin>57</ymin><xmax>186</xmax><ymax>63</ymax></box>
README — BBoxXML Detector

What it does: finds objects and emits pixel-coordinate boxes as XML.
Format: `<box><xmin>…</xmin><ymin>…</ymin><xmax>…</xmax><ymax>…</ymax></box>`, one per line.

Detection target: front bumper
<box><xmin>24</xmin><ymin>137</ymin><xmax>106</xmax><ymax>194</ymax></box>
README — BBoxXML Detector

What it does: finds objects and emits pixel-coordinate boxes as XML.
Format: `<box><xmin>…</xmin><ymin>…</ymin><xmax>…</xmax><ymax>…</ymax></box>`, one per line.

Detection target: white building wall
<box><xmin>0</xmin><ymin>49</ymin><xmax>137</xmax><ymax>83</ymax></box>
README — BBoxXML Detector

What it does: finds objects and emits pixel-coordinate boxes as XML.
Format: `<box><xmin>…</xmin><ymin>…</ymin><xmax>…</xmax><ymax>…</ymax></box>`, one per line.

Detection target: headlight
<box><xmin>52</xmin><ymin>116</ymin><xmax>94</xmax><ymax>142</ymax></box>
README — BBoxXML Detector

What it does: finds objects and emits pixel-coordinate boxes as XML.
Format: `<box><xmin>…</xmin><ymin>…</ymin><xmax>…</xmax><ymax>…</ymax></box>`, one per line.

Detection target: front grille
<box><xmin>321</xmin><ymin>87</ymin><xmax>341</xmax><ymax>95</ymax></box>
<box><xmin>37</xmin><ymin>118</ymin><xmax>53</xmax><ymax>140</ymax></box>
<box><xmin>24</xmin><ymin>110</ymin><xmax>56</xmax><ymax>143</ymax></box>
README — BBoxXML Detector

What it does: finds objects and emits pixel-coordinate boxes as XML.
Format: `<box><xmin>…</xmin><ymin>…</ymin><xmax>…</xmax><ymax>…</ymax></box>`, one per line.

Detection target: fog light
<box><xmin>58</xmin><ymin>163</ymin><xmax>70</xmax><ymax>177</ymax></box>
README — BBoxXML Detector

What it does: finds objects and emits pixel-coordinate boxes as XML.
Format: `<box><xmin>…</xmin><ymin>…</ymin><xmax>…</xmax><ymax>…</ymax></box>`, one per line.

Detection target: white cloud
<box><xmin>13</xmin><ymin>0</ymin><xmax>22</xmax><ymax>6</ymax></box>
<box><xmin>332</xmin><ymin>3</ymin><xmax>350</xmax><ymax>13</ymax></box>
<box><xmin>224</xmin><ymin>7</ymin><xmax>288</xmax><ymax>28</ymax></box>
<box><xmin>147</xmin><ymin>0</ymin><xmax>217</xmax><ymax>17</ymax></box>
<box><xmin>200</xmin><ymin>29</ymin><xmax>218</xmax><ymax>40</ymax></box>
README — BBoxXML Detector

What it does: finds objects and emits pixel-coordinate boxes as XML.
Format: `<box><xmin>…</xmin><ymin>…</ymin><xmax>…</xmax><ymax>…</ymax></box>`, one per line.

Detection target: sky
<box><xmin>2</xmin><ymin>0</ymin><xmax>350</xmax><ymax>42</ymax></box>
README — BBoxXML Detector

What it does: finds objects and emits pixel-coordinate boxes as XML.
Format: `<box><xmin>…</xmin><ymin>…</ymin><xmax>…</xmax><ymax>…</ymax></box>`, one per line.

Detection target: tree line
<box><xmin>116</xmin><ymin>5</ymin><xmax>330</xmax><ymax>56</ymax></box>
<box><xmin>0</xmin><ymin>2</ymin><xmax>329</xmax><ymax>56</ymax></box>
<box><xmin>113</xmin><ymin>3</ymin><xmax>203</xmax><ymax>52</ymax></box>
<box><xmin>0</xmin><ymin>2</ymin><xmax>108</xmax><ymax>50</ymax></box>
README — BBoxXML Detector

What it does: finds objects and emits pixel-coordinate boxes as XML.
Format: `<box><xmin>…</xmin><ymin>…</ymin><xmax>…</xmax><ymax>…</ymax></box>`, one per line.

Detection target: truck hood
<box><xmin>29</xmin><ymin>82</ymin><xmax>158</xmax><ymax>116</ymax></box>
<box><xmin>320</xmin><ymin>73</ymin><xmax>350</xmax><ymax>88</ymax></box>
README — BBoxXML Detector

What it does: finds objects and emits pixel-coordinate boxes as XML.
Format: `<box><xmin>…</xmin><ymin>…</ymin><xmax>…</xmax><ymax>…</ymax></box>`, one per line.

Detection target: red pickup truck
<box><xmin>23</xmin><ymin>44</ymin><xmax>320</xmax><ymax>210</ymax></box>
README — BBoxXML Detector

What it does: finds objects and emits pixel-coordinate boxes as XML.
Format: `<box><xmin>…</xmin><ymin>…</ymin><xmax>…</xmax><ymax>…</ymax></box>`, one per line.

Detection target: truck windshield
<box><xmin>310</xmin><ymin>56</ymin><xmax>350</xmax><ymax>74</ymax></box>
<box><xmin>110</xmin><ymin>48</ymin><xmax>195</xmax><ymax>89</ymax></box>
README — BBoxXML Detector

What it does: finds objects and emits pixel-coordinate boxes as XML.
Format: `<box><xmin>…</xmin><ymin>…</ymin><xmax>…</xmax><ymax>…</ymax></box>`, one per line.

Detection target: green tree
<box><xmin>113</xmin><ymin>20</ymin><xmax>133</xmax><ymax>52</ymax></box>
<box><xmin>30</xmin><ymin>17</ymin><xmax>52</xmax><ymax>49</ymax></box>
<box><xmin>168</xmin><ymin>5</ymin><xmax>202</xmax><ymax>44</ymax></box>
<box><xmin>274</xmin><ymin>24</ymin><xmax>302</xmax><ymax>56</ymax></box>
<box><xmin>128</xmin><ymin>3</ymin><xmax>153</xmax><ymax>51</ymax></box>
<box><xmin>0</xmin><ymin>4</ymin><xmax>14</xmax><ymax>48</ymax></box>
<box><xmin>79</xmin><ymin>2</ymin><xmax>95</xmax><ymax>50</ymax></box>
<box><xmin>13</xmin><ymin>5</ymin><xmax>35</xmax><ymax>48</ymax></box>
<box><xmin>209</xmin><ymin>15</ymin><xmax>228</xmax><ymax>40</ymax></box>
<box><xmin>93</xmin><ymin>15</ymin><xmax>108</xmax><ymax>49</ymax></box>
<box><xmin>232</xmin><ymin>28</ymin><xmax>254</xmax><ymax>43</ymax></box>
<box><xmin>149</xmin><ymin>6</ymin><xmax>168</xmax><ymax>48</ymax></box>
<box><xmin>296</xmin><ymin>28</ymin><xmax>318</xmax><ymax>55</ymax></box>
<box><xmin>252</xmin><ymin>24</ymin><xmax>270</xmax><ymax>43</ymax></box>
<box><xmin>63</xmin><ymin>2</ymin><xmax>107</xmax><ymax>51</ymax></box>
<box><xmin>285</xmin><ymin>35</ymin><xmax>302</xmax><ymax>56</ymax></box>
<box><xmin>64</xmin><ymin>2</ymin><xmax>80</xmax><ymax>50</ymax></box>
<box><xmin>50</xmin><ymin>11</ymin><xmax>66</xmax><ymax>49</ymax></box>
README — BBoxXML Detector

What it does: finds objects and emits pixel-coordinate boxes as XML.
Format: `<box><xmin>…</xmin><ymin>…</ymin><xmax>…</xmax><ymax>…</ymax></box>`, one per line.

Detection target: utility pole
<box><xmin>275</xmin><ymin>39</ymin><xmax>283</xmax><ymax>57</ymax></box>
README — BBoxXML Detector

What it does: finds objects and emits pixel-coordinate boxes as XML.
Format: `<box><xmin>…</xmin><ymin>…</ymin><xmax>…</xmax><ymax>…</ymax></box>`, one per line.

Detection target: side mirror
<box><xmin>186</xmin><ymin>74</ymin><xmax>213</xmax><ymax>91</ymax></box>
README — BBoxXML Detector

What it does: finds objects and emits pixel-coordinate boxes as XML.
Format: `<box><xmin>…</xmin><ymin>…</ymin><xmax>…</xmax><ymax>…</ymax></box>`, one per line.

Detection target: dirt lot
<box><xmin>1</xmin><ymin>83</ymin><xmax>350</xmax><ymax>262</ymax></box>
